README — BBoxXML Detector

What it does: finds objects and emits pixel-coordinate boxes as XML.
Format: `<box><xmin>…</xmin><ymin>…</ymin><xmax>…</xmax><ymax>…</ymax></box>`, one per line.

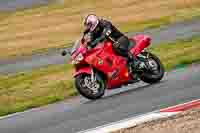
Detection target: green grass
<box><xmin>5</xmin><ymin>8</ymin><xmax>200</xmax><ymax>59</ymax></box>
<box><xmin>0</xmin><ymin>36</ymin><xmax>200</xmax><ymax>116</ymax></box>
<box><xmin>121</xmin><ymin>8</ymin><xmax>200</xmax><ymax>33</ymax></box>
<box><xmin>1</xmin><ymin>0</ymin><xmax>200</xmax><ymax>59</ymax></box>
<box><xmin>151</xmin><ymin>36</ymin><xmax>200</xmax><ymax>70</ymax></box>
<box><xmin>0</xmin><ymin>64</ymin><xmax>77</xmax><ymax>116</ymax></box>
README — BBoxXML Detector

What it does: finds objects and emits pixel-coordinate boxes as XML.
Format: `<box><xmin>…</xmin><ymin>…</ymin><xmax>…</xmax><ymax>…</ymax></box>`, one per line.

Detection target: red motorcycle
<box><xmin>62</xmin><ymin>34</ymin><xmax>165</xmax><ymax>100</ymax></box>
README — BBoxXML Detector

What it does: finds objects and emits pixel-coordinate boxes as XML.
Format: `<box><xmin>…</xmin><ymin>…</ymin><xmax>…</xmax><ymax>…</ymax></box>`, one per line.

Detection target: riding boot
<box><xmin>128</xmin><ymin>52</ymin><xmax>146</xmax><ymax>71</ymax></box>
<box><xmin>126</xmin><ymin>54</ymin><xmax>139</xmax><ymax>80</ymax></box>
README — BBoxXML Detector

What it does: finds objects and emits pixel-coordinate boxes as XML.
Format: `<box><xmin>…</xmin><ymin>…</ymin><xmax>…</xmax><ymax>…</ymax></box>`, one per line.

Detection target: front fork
<box><xmin>91</xmin><ymin>68</ymin><xmax>96</xmax><ymax>82</ymax></box>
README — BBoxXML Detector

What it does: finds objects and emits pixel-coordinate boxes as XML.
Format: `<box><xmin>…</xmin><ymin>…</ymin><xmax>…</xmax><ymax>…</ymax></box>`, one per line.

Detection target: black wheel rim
<box><xmin>79</xmin><ymin>75</ymin><xmax>104</xmax><ymax>96</ymax></box>
<box><xmin>145</xmin><ymin>58</ymin><xmax>162</xmax><ymax>77</ymax></box>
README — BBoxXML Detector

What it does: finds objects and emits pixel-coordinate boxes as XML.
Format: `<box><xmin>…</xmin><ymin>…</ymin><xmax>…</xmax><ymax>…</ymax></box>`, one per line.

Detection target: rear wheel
<box><xmin>75</xmin><ymin>73</ymin><xmax>106</xmax><ymax>100</ymax></box>
<box><xmin>139</xmin><ymin>52</ymin><xmax>165</xmax><ymax>84</ymax></box>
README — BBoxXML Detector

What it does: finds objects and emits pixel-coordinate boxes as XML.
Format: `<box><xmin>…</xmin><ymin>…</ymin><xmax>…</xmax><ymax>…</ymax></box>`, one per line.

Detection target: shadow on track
<box><xmin>84</xmin><ymin>80</ymin><xmax>166</xmax><ymax>104</ymax></box>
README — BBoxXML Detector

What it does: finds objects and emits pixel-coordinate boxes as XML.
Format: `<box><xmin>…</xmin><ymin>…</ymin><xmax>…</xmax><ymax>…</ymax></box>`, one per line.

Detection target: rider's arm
<box><xmin>90</xmin><ymin>33</ymin><xmax>106</xmax><ymax>46</ymax></box>
<box><xmin>101</xmin><ymin>19</ymin><xmax>112</xmax><ymax>37</ymax></box>
<box><xmin>90</xmin><ymin>19</ymin><xmax>112</xmax><ymax>46</ymax></box>
<box><xmin>84</xmin><ymin>32</ymin><xmax>97</xmax><ymax>48</ymax></box>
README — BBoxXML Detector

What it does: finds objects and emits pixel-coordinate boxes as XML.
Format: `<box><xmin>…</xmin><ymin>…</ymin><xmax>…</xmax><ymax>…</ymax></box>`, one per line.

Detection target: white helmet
<box><xmin>84</xmin><ymin>14</ymin><xmax>99</xmax><ymax>32</ymax></box>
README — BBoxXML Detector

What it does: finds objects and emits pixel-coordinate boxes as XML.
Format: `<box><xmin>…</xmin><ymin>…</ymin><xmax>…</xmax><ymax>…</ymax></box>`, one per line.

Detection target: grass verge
<box><xmin>0</xmin><ymin>36</ymin><xmax>200</xmax><ymax>116</ymax></box>
<box><xmin>151</xmin><ymin>36</ymin><xmax>200</xmax><ymax>70</ymax></box>
<box><xmin>0</xmin><ymin>0</ymin><xmax>200</xmax><ymax>59</ymax></box>
<box><xmin>0</xmin><ymin>64</ymin><xmax>76</xmax><ymax>116</ymax></box>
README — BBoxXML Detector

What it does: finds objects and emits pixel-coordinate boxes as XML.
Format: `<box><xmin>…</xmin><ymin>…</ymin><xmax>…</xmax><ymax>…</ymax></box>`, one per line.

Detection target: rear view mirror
<box><xmin>61</xmin><ymin>50</ymin><xmax>68</xmax><ymax>56</ymax></box>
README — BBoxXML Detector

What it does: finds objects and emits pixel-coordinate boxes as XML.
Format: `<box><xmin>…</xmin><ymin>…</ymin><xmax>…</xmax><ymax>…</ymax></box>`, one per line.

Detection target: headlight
<box><xmin>76</xmin><ymin>53</ymin><xmax>84</xmax><ymax>61</ymax></box>
<box><xmin>71</xmin><ymin>53</ymin><xmax>83</xmax><ymax>64</ymax></box>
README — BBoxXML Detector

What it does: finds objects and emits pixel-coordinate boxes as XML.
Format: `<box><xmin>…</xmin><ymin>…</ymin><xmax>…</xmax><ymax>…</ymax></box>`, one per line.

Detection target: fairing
<box><xmin>71</xmin><ymin>34</ymin><xmax>151</xmax><ymax>89</ymax></box>
<box><xmin>73</xmin><ymin>66</ymin><xmax>92</xmax><ymax>77</ymax></box>
<box><xmin>129</xmin><ymin>35</ymin><xmax>151</xmax><ymax>56</ymax></box>
<box><xmin>84</xmin><ymin>42</ymin><xmax>130</xmax><ymax>89</ymax></box>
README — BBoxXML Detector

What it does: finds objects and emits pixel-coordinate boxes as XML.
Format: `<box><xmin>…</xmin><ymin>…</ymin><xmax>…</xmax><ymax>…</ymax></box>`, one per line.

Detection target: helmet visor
<box><xmin>84</xmin><ymin>22</ymin><xmax>92</xmax><ymax>31</ymax></box>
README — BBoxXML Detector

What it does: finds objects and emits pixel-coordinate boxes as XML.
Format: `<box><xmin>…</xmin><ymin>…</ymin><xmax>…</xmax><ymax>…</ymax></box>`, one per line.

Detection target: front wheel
<box><xmin>75</xmin><ymin>73</ymin><xmax>106</xmax><ymax>100</ymax></box>
<box><xmin>139</xmin><ymin>52</ymin><xmax>165</xmax><ymax>84</ymax></box>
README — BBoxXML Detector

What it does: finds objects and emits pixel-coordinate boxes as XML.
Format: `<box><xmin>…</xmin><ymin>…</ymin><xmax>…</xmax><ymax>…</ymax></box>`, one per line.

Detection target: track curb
<box><xmin>78</xmin><ymin>99</ymin><xmax>200</xmax><ymax>133</ymax></box>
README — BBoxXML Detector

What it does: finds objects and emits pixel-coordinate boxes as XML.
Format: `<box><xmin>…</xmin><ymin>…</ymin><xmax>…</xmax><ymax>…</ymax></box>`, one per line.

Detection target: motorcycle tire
<box><xmin>75</xmin><ymin>73</ymin><xmax>106</xmax><ymax>100</ymax></box>
<box><xmin>140</xmin><ymin>52</ymin><xmax>165</xmax><ymax>84</ymax></box>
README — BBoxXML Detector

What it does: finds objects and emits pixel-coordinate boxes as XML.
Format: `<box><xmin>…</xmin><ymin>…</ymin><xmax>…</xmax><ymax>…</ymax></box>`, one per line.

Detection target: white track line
<box><xmin>0</xmin><ymin>107</ymin><xmax>42</xmax><ymax>120</ymax></box>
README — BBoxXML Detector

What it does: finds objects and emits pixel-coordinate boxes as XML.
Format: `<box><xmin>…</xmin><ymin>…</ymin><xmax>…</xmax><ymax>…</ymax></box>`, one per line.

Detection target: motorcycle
<box><xmin>62</xmin><ymin>34</ymin><xmax>165</xmax><ymax>100</ymax></box>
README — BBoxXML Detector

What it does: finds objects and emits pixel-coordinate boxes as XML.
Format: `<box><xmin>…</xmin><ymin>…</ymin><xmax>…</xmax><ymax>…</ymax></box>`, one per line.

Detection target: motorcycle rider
<box><xmin>82</xmin><ymin>14</ymin><xmax>144</xmax><ymax>71</ymax></box>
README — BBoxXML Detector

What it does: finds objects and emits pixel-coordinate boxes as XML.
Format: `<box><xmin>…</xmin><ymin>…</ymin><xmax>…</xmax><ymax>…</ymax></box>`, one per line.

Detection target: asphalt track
<box><xmin>0</xmin><ymin>64</ymin><xmax>200</xmax><ymax>133</ymax></box>
<box><xmin>1</xmin><ymin>2</ymin><xmax>200</xmax><ymax>133</ymax></box>
<box><xmin>1</xmin><ymin>18</ymin><xmax>200</xmax><ymax>74</ymax></box>
<box><xmin>0</xmin><ymin>0</ymin><xmax>50</xmax><ymax>11</ymax></box>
